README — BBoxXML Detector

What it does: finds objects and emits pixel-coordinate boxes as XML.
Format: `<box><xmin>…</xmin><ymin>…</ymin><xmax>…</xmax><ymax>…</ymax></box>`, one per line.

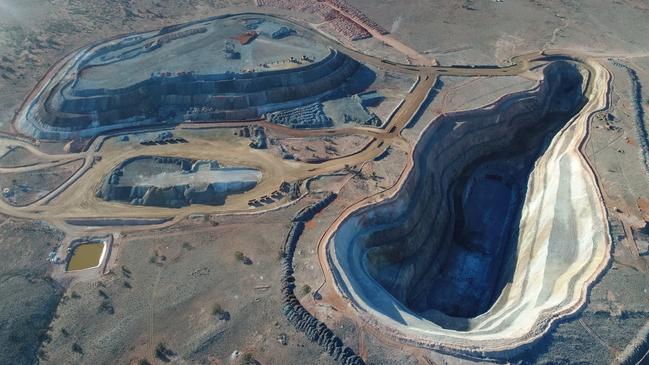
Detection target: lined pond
<box><xmin>67</xmin><ymin>243</ymin><xmax>105</xmax><ymax>271</ymax></box>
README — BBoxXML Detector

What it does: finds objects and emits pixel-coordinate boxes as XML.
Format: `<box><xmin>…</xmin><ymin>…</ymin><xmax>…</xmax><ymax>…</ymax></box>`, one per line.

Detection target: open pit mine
<box><xmin>15</xmin><ymin>14</ymin><xmax>362</xmax><ymax>140</ymax></box>
<box><xmin>326</xmin><ymin>60</ymin><xmax>611</xmax><ymax>356</ymax></box>
<box><xmin>2</xmin><ymin>5</ymin><xmax>632</xmax><ymax>364</ymax></box>
<box><xmin>98</xmin><ymin>156</ymin><xmax>261</xmax><ymax>208</ymax></box>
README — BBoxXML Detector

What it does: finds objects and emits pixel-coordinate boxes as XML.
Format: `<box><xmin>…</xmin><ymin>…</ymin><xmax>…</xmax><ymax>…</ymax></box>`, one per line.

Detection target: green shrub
<box><xmin>300</xmin><ymin>285</ymin><xmax>311</xmax><ymax>296</ymax></box>
<box><xmin>212</xmin><ymin>304</ymin><xmax>224</xmax><ymax>316</ymax></box>
<box><xmin>241</xmin><ymin>352</ymin><xmax>256</xmax><ymax>365</ymax></box>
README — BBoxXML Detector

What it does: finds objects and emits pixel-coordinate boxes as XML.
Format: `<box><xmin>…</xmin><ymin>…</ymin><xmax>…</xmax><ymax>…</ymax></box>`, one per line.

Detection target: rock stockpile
<box><xmin>249</xmin><ymin>126</ymin><xmax>268</xmax><ymax>149</ymax></box>
<box><xmin>280</xmin><ymin>192</ymin><xmax>364</xmax><ymax>365</ymax></box>
<box><xmin>323</xmin><ymin>0</ymin><xmax>389</xmax><ymax>35</ymax></box>
<box><xmin>293</xmin><ymin>192</ymin><xmax>337</xmax><ymax>222</ymax></box>
<box><xmin>257</xmin><ymin>0</ymin><xmax>384</xmax><ymax>41</ymax></box>
<box><xmin>268</xmin><ymin>103</ymin><xmax>332</xmax><ymax>129</ymax></box>
<box><xmin>611</xmin><ymin>60</ymin><xmax>649</xmax><ymax>177</ymax></box>
<box><xmin>156</xmin><ymin>27</ymin><xmax>207</xmax><ymax>46</ymax></box>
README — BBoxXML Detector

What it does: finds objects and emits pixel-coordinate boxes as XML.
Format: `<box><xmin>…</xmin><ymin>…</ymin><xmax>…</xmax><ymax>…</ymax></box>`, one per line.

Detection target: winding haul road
<box><xmin>0</xmin><ymin>9</ymin><xmax>581</xmax><ymax>224</ymax></box>
<box><xmin>0</xmin><ymin>10</ymin><xmax>614</xmax><ymax>359</ymax></box>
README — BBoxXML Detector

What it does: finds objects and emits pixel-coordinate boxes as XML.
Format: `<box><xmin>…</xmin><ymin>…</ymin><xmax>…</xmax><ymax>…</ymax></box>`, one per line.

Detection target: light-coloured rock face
<box><xmin>98</xmin><ymin>156</ymin><xmax>261</xmax><ymax>208</ymax></box>
<box><xmin>327</xmin><ymin>60</ymin><xmax>610</xmax><ymax>355</ymax></box>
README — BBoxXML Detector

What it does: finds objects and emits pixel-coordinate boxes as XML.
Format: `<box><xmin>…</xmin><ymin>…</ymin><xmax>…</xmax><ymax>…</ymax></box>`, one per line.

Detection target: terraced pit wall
<box><xmin>21</xmin><ymin>49</ymin><xmax>359</xmax><ymax>139</ymax></box>
<box><xmin>328</xmin><ymin>60</ymin><xmax>609</xmax><ymax>355</ymax></box>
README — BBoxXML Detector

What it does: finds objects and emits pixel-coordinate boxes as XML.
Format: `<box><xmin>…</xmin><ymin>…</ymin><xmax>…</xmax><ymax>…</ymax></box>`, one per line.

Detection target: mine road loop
<box><xmin>0</xmin><ymin>10</ymin><xmax>604</xmax><ymax>228</ymax></box>
<box><xmin>0</xmin><ymin>10</ymin><xmax>618</xmax><ymax>361</ymax></box>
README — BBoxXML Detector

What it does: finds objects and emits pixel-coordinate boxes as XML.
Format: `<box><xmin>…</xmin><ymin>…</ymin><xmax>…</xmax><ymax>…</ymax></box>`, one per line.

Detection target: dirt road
<box><xmin>0</xmin><ymin>11</ymin><xmax>601</xmax><ymax>232</ymax></box>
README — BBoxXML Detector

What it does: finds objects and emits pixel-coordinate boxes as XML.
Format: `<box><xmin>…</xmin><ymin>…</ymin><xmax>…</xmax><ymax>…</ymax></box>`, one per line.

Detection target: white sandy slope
<box><xmin>327</xmin><ymin>60</ymin><xmax>611</xmax><ymax>355</ymax></box>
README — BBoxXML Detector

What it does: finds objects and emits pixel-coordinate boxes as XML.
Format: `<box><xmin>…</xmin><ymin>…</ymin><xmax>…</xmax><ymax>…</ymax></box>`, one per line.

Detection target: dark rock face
<box><xmin>332</xmin><ymin>61</ymin><xmax>587</xmax><ymax>327</ymax></box>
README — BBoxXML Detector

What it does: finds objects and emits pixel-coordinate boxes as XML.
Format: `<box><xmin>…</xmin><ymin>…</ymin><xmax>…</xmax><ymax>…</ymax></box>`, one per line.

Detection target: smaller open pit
<box><xmin>97</xmin><ymin>156</ymin><xmax>261</xmax><ymax>208</ymax></box>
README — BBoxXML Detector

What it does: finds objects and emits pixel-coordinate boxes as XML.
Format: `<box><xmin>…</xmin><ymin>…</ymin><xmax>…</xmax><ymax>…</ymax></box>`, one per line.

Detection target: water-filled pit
<box><xmin>66</xmin><ymin>243</ymin><xmax>105</xmax><ymax>271</ymax></box>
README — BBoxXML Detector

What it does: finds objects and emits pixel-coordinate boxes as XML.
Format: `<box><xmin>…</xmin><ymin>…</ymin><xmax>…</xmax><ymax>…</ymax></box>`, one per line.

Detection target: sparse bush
<box><xmin>98</xmin><ymin>300</ymin><xmax>114</xmax><ymax>315</ymax></box>
<box><xmin>182</xmin><ymin>242</ymin><xmax>194</xmax><ymax>250</ymax></box>
<box><xmin>71</xmin><ymin>342</ymin><xmax>83</xmax><ymax>354</ymax></box>
<box><xmin>123</xmin><ymin>281</ymin><xmax>132</xmax><ymax>288</ymax></box>
<box><xmin>154</xmin><ymin>342</ymin><xmax>175</xmax><ymax>361</ymax></box>
<box><xmin>37</xmin><ymin>349</ymin><xmax>48</xmax><ymax>360</ymax></box>
<box><xmin>241</xmin><ymin>352</ymin><xmax>256</xmax><ymax>365</ymax></box>
<box><xmin>234</xmin><ymin>251</ymin><xmax>245</xmax><ymax>261</ymax></box>
<box><xmin>277</xmin><ymin>333</ymin><xmax>288</xmax><ymax>345</ymax></box>
<box><xmin>212</xmin><ymin>304</ymin><xmax>230</xmax><ymax>320</ymax></box>
<box><xmin>212</xmin><ymin>304</ymin><xmax>224</xmax><ymax>316</ymax></box>
<box><xmin>154</xmin><ymin>345</ymin><xmax>166</xmax><ymax>361</ymax></box>
<box><xmin>71</xmin><ymin>291</ymin><xmax>80</xmax><ymax>299</ymax></box>
<box><xmin>300</xmin><ymin>285</ymin><xmax>311</xmax><ymax>296</ymax></box>
<box><xmin>138</xmin><ymin>359</ymin><xmax>152</xmax><ymax>365</ymax></box>
<box><xmin>39</xmin><ymin>332</ymin><xmax>52</xmax><ymax>343</ymax></box>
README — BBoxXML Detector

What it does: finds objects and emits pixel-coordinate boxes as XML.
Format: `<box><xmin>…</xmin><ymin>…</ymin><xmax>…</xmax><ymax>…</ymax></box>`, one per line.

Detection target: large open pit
<box><xmin>327</xmin><ymin>61</ymin><xmax>610</xmax><ymax>353</ymax></box>
<box><xmin>98</xmin><ymin>156</ymin><xmax>261</xmax><ymax>208</ymax></box>
<box><xmin>17</xmin><ymin>15</ymin><xmax>365</xmax><ymax>139</ymax></box>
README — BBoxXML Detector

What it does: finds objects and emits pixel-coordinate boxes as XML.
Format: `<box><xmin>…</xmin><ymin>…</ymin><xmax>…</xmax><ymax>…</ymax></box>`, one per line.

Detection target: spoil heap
<box><xmin>280</xmin><ymin>193</ymin><xmax>365</xmax><ymax>365</ymax></box>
